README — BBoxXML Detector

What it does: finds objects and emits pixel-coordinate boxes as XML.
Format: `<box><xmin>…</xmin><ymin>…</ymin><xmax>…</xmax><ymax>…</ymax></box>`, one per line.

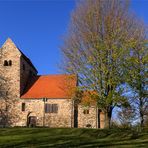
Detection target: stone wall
<box><xmin>78</xmin><ymin>105</ymin><xmax>98</xmax><ymax>128</ymax></box>
<box><xmin>20</xmin><ymin>98</ymin><xmax>74</xmax><ymax>127</ymax></box>
<box><xmin>20</xmin><ymin>56</ymin><xmax>37</xmax><ymax>95</ymax></box>
<box><xmin>0</xmin><ymin>39</ymin><xmax>22</xmax><ymax>126</ymax></box>
<box><xmin>78</xmin><ymin>105</ymin><xmax>105</xmax><ymax>129</ymax></box>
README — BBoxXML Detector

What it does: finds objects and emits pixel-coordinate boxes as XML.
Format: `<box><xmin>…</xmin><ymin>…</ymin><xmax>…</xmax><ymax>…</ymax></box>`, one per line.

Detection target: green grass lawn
<box><xmin>0</xmin><ymin>128</ymin><xmax>147</xmax><ymax>148</ymax></box>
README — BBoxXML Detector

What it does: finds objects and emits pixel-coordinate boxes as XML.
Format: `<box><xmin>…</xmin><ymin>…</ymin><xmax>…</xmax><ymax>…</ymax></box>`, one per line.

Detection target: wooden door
<box><xmin>28</xmin><ymin>116</ymin><xmax>37</xmax><ymax>127</ymax></box>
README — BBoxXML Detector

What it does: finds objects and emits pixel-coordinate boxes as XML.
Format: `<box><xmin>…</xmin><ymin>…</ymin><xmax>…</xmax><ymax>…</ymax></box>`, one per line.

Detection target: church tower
<box><xmin>0</xmin><ymin>38</ymin><xmax>22</xmax><ymax>97</ymax></box>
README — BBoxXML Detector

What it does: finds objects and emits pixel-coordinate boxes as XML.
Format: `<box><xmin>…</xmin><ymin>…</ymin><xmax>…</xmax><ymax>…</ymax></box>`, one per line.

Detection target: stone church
<box><xmin>0</xmin><ymin>38</ymin><xmax>105</xmax><ymax>128</ymax></box>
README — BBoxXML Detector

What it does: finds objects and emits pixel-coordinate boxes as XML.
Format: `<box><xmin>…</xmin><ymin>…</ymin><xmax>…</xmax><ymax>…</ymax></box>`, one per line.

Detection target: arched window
<box><xmin>9</xmin><ymin>60</ymin><xmax>12</xmax><ymax>66</ymax></box>
<box><xmin>4</xmin><ymin>60</ymin><xmax>8</xmax><ymax>66</ymax></box>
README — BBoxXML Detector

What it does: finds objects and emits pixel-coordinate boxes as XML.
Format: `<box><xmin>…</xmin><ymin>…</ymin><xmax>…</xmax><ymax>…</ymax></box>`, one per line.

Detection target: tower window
<box><xmin>4</xmin><ymin>60</ymin><xmax>9</xmax><ymax>66</ymax></box>
<box><xmin>9</xmin><ymin>60</ymin><xmax>12</xmax><ymax>66</ymax></box>
<box><xmin>83</xmin><ymin>109</ymin><xmax>89</xmax><ymax>114</ymax></box>
<box><xmin>4</xmin><ymin>60</ymin><xmax>12</xmax><ymax>66</ymax></box>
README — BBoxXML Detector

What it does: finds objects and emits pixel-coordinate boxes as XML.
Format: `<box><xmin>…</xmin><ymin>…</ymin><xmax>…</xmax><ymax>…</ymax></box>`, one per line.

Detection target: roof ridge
<box><xmin>17</xmin><ymin>46</ymin><xmax>38</xmax><ymax>72</ymax></box>
<box><xmin>37</xmin><ymin>74</ymin><xmax>76</xmax><ymax>76</ymax></box>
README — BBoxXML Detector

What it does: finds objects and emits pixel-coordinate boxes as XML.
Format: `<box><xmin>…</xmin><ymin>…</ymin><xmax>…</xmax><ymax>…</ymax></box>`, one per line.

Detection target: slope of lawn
<box><xmin>0</xmin><ymin>127</ymin><xmax>147</xmax><ymax>147</ymax></box>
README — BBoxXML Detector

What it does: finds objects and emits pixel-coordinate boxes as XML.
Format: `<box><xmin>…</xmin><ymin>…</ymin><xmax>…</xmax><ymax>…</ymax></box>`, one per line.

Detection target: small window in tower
<box><xmin>4</xmin><ymin>60</ymin><xmax>9</xmax><ymax>66</ymax></box>
<box><xmin>23</xmin><ymin>64</ymin><xmax>25</xmax><ymax>70</ymax></box>
<box><xmin>83</xmin><ymin>109</ymin><xmax>89</xmax><ymax>114</ymax></box>
<box><xmin>9</xmin><ymin>60</ymin><xmax>12</xmax><ymax>66</ymax></box>
<box><xmin>22</xmin><ymin>103</ymin><xmax>26</xmax><ymax>111</ymax></box>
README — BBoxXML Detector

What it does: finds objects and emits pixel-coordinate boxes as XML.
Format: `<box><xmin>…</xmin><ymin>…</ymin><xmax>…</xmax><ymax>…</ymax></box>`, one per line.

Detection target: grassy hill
<box><xmin>0</xmin><ymin>128</ymin><xmax>147</xmax><ymax>147</ymax></box>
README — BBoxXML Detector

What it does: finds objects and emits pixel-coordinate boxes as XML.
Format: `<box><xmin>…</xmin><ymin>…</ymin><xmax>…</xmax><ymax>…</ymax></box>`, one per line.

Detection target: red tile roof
<box><xmin>21</xmin><ymin>74</ymin><xmax>77</xmax><ymax>99</ymax></box>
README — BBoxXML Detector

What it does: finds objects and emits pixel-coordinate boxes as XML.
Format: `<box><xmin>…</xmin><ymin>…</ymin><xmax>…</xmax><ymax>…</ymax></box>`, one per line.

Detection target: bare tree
<box><xmin>61</xmin><ymin>0</ymin><xmax>146</xmax><ymax>128</ymax></box>
<box><xmin>118</xmin><ymin>106</ymin><xmax>136</xmax><ymax>128</ymax></box>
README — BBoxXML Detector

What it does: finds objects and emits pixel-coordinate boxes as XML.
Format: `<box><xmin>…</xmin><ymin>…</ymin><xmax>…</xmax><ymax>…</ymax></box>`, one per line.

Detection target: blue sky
<box><xmin>0</xmin><ymin>0</ymin><xmax>147</xmax><ymax>75</ymax></box>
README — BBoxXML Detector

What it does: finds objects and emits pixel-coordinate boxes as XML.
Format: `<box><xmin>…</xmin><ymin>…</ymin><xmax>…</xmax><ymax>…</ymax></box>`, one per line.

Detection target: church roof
<box><xmin>21</xmin><ymin>74</ymin><xmax>77</xmax><ymax>99</ymax></box>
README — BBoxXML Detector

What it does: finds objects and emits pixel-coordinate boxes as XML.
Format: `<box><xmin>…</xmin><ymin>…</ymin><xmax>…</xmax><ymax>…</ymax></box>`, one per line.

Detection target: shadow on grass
<box><xmin>0</xmin><ymin>128</ymin><xmax>147</xmax><ymax>148</ymax></box>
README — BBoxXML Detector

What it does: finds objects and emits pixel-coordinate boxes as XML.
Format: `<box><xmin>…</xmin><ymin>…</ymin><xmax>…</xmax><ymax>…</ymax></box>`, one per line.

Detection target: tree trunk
<box><xmin>139</xmin><ymin>98</ymin><xmax>144</xmax><ymax>128</ymax></box>
<box><xmin>140</xmin><ymin>110</ymin><xmax>144</xmax><ymax>128</ymax></box>
<box><xmin>104</xmin><ymin>106</ymin><xmax>113</xmax><ymax>128</ymax></box>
